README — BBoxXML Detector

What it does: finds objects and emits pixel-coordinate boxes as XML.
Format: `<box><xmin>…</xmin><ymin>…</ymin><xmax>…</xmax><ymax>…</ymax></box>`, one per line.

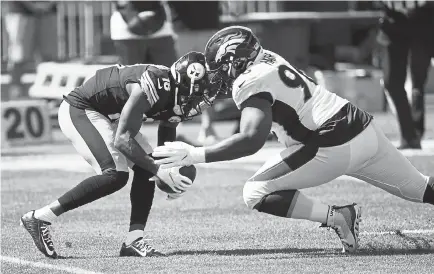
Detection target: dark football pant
<box><xmin>57</xmin><ymin>101</ymin><xmax>155</xmax><ymax>228</ymax></box>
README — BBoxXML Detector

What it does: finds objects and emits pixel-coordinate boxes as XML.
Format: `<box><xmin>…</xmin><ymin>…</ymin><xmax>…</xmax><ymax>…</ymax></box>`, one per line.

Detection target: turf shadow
<box><xmin>355</xmin><ymin>247</ymin><xmax>434</xmax><ymax>256</ymax></box>
<box><xmin>55</xmin><ymin>255</ymin><xmax>120</xmax><ymax>260</ymax></box>
<box><xmin>168</xmin><ymin>247</ymin><xmax>337</xmax><ymax>257</ymax></box>
<box><xmin>168</xmin><ymin>246</ymin><xmax>434</xmax><ymax>257</ymax></box>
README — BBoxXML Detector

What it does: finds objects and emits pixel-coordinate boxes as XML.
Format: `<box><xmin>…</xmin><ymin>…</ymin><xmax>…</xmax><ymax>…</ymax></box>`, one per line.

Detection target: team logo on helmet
<box><xmin>186</xmin><ymin>62</ymin><xmax>205</xmax><ymax>81</ymax></box>
<box><xmin>214</xmin><ymin>32</ymin><xmax>246</xmax><ymax>63</ymax></box>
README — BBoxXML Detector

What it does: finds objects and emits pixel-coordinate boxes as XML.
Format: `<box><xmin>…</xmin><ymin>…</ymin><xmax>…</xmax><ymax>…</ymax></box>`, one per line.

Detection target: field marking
<box><xmin>361</xmin><ymin>229</ymin><xmax>434</xmax><ymax>236</ymax></box>
<box><xmin>0</xmin><ymin>256</ymin><xmax>103</xmax><ymax>274</ymax></box>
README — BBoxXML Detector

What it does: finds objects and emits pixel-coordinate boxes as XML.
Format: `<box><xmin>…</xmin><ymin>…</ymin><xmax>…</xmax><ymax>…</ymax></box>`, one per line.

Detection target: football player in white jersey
<box><xmin>153</xmin><ymin>26</ymin><xmax>434</xmax><ymax>253</ymax></box>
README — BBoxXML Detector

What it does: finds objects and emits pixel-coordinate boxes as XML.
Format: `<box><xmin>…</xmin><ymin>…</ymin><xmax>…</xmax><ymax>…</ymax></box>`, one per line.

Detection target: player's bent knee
<box><xmin>132</xmin><ymin>165</ymin><xmax>154</xmax><ymax>181</ymax></box>
<box><xmin>243</xmin><ymin>180</ymin><xmax>299</xmax><ymax>217</ymax></box>
<box><xmin>243</xmin><ymin>181</ymin><xmax>265</xmax><ymax>210</ymax></box>
<box><xmin>102</xmin><ymin>169</ymin><xmax>129</xmax><ymax>191</ymax></box>
<box><xmin>253</xmin><ymin>190</ymin><xmax>298</xmax><ymax>217</ymax></box>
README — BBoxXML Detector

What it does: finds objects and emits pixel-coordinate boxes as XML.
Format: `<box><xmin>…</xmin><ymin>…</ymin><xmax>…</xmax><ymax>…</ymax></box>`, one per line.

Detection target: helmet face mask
<box><xmin>170</xmin><ymin>52</ymin><xmax>215</xmax><ymax>121</ymax></box>
<box><xmin>207</xmin><ymin>62</ymin><xmax>233</xmax><ymax>96</ymax></box>
<box><xmin>204</xmin><ymin>26</ymin><xmax>262</xmax><ymax>95</ymax></box>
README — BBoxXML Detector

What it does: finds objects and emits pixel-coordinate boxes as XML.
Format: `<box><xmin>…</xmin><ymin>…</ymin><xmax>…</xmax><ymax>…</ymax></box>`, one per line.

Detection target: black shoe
<box><xmin>119</xmin><ymin>237</ymin><xmax>166</xmax><ymax>257</ymax></box>
<box><xmin>20</xmin><ymin>211</ymin><xmax>58</xmax><ymax>259</ymax></box>
<box><xmin>397</xmin><ymin>141</ymin><xmax>421</xmax><ymax>150</ymax></box>
<box><xmin>398</xmin><ymin>133</ymin><xmax>422</xmax><ymax>150</ymax></box>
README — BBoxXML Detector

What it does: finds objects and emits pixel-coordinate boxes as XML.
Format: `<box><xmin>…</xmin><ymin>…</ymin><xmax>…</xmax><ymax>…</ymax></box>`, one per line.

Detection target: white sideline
<box><xmin>0</xmin><ymin>256</ymin><xmax>104</xmax><ymax>274</ymax></box>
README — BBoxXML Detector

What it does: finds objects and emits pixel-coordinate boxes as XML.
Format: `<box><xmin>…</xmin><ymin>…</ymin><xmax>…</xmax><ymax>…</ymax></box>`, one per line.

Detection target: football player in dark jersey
<box><xmin>20</xmin><ymin>51</ymin><xmax>214</xmax><ymax>258</ymax></box>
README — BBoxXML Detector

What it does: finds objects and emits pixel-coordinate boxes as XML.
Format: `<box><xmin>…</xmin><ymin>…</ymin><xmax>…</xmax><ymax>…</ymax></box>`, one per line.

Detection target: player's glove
<box><xmin>152</xmin><ymin>141</ymin><xmax>206</xmax><ymax>169</ymax></box>
<box><xmin>149</xmin><ymin>166</ymin><xmax>193</xmax><ymax>196</ymax></box>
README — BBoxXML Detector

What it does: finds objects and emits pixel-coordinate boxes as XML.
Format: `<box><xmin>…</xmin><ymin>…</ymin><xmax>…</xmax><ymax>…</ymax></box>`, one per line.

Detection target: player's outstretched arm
<box><xmin>204</xmin><ymin>94</ymin><xmax>272</xmax><ymax>163</ymax></box>
<box><xmin>153</xmin><ymin>94</ymin><xmax>272</xmax><ymax>167</ymax></box>
<box><xmin>114</xmin><ymin>83</ymin><xmax>159</xmax><ymax>175</ymax></box>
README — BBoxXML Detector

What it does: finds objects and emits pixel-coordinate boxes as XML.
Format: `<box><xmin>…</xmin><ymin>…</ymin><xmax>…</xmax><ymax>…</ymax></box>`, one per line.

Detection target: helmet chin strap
<box><xmin>173</xmin><ymin>86</ymin><xmax>182</xmax><ymax>116</ymax></box>
<box><xmin>228</xmin><ymin>56</ymin><xmax>234</xmax><ymax>78</ymax></box>
<box><xmin>173</xmin><ymin>74</ymin><xmax>197</xmax><ymax>117</ymax></box>
<box><xmin>189</xmin><ymin>78</ymin><xmax>195</xmax><ymax>95</ymax></box>
<box><xmin>172</xmin><ymin>70</ymin><xmax>183</xmax><ymax>116</ymax></box>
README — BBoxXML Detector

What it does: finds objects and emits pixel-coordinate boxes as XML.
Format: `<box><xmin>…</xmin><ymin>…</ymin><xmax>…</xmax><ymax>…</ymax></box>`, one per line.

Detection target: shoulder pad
<box><xmin>232</xmin><ymin>63</ymin><xmax>276</xmax><ymax>109</ymax></box>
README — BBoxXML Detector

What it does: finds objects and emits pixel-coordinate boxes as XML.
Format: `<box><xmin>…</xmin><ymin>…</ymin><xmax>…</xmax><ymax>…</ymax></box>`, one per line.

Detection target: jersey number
<box><xmin>278</xmin><ymin>65</ymin><xmax>317</xmax><ymax>102</ymax></box>
<box><xmin>158</xmin><ymin>78</ymin><xmax>170</xmax><ymax>91</ymax></box>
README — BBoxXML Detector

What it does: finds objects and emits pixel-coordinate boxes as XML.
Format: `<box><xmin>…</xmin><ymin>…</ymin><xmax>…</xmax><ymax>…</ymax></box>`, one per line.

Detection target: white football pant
<box><xmin>244</xmin><ymin>120</ymin><xmax>430</xmax><ymax>209</ymax></box>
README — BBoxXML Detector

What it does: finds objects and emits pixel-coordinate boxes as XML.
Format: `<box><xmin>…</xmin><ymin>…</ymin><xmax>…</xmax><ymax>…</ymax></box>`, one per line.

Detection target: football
<box><xmin>156</xmin><ymin>165</ymin><xmax>197</xmax><ymax>194</ymax></box>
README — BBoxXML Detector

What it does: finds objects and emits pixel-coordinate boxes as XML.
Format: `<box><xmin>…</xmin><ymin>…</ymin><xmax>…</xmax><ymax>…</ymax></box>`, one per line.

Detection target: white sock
<box><xmin>288</xmin><ymin>192</ymin><xmax>329</xmax><ymax>224</ymax></box>
<box><xmin>34</xmin><ymin>205</ymin><xmax>57</xmax><ymax>223</ymax></box>
<box><xmin>125</xmin><ymin>230</ymin><xmax>144</xmax><ymax>245</ymax></box>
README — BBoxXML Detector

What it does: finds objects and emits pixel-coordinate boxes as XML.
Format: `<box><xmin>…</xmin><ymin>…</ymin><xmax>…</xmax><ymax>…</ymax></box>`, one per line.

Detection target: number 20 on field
<box><xmin>1</xmin><ymin>100</ymin><xmax>52</xmax><ymax>147</ymax></box>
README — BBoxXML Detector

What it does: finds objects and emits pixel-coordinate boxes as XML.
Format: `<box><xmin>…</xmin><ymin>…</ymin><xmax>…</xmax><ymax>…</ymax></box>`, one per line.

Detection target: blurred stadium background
<box><xmin>1</xmin><ymin>1</ymin><xmax>434</xmax><ymax>127</ymax></box>
<box><xmin>1</xmin><ymin>1</ymin><xmax>434</xmax><ymax>273</ymax></box>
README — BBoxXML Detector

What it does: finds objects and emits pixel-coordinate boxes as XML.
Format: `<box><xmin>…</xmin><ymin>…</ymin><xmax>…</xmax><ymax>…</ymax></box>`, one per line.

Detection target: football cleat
<box><xmin>20</xmin><ymin>211</ymin><xmax>58</xmax><ymax>259</ymax></box>
<box><xmin>321</xmin><ymin>203</ymin><xmax>362</xmax><ymax>253</ymax></box>
<box><xmin>119</xmin><ymin>237</ymin><xmax>166</xmax><ymax>257</ymax></box>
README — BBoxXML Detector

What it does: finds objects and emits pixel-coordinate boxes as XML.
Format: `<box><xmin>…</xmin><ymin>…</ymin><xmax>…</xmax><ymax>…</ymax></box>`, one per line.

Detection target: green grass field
<box><xmin>2</xmin><ymin>112</ymin><xmax>434</xmax><ymax>274</ymax></box>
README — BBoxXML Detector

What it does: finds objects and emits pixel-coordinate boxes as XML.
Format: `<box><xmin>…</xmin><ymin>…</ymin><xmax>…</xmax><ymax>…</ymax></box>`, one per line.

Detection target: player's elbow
<box><xmin>114</xmin><ymin>134</ymin><xmax>129</xmax><ymax>152</ymax></box>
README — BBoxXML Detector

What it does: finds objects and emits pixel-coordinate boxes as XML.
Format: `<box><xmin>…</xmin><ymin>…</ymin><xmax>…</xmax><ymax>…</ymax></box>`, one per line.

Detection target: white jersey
<box><xmin>232</xmin><ymin>50</ymin><xmax>372</xmax><ymax>147</ymax></box>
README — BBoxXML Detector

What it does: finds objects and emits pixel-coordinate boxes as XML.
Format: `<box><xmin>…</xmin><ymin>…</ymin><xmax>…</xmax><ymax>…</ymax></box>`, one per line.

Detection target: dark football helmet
<box><xmin>170</xmin><ymin>51</ymin><xmax>214</xmax><ymax>120</ymax></box>
<box><xmin>204</xmin><ymin>26</ymin><xmax>263</xmax><ymax>95</ymax></box>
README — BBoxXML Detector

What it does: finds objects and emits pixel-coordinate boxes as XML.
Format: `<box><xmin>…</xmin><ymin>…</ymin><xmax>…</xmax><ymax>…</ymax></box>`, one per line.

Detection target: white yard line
<box><xmin>0</xmin><ymin>256</ymin><xmax>104</xmax><ymax>274</ymax></box>
<box><xmin>361</xmin><ymin>229</ymin><xmax>434</xmax><ymax>236</ymax></box>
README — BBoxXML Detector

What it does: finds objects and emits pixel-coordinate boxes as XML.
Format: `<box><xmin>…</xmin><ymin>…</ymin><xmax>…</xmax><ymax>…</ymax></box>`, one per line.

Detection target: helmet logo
<box><xmin>215</xmin><ymin>32</ymin><xmax>245</xmax><ymax>63</ymax></box>
<box><xmin>187</xmin><ymin>63</ymin><xmax>205</xmax><ymax>81</ymax></box>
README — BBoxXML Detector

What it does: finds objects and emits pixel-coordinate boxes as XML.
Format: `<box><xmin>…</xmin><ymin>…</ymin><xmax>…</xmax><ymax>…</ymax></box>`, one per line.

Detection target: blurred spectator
<box><xmin>110</xmin><ymin>1</ymin><xmax>177</xmax><ymax>67</ymax></box>
<box><xmin>378</xmin><ymin>0</ymin><xmax>434</xmax><ymax>149</ymax></box>
<box><xmin>3</xmin><ymin>1</ymin><xmax>57</xmax><ymax>99</ymax></box>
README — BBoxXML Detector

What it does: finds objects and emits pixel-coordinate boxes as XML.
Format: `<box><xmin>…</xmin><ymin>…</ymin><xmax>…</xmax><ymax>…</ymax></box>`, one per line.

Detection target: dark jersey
<box><xmin>64</xmin><ymin>64</ymin><xmax>179</xmax><ymax>121</ymax></box>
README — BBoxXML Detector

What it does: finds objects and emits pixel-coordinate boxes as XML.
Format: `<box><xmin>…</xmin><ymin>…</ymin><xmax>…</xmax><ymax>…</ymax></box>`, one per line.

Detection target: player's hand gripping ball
<box><xmin>155</xmin><ymin>165</ymin><xmax>197</xmax><ymax>195</ymax></box>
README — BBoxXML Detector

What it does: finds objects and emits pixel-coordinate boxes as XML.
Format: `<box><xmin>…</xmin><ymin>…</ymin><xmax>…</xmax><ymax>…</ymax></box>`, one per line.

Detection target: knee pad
<box><xmin>252</xmin><ymin>190</ymin><xmax>298</xmax><ymax>217</ymax></box>
<box><xmin>102</xmin><ymin>169</ymin><xmax>129</xmax><ymax>191</ymax></box>
<box><xmin>243</xmin><ymin>180</ymin><xmax>299</xmax><ymax>217</ymax></box>
<box><xmin>58</xmin><ymin>169</ymin><xmax>129</xmax><ymax>212</ymax></box>
<box><xmin>132</xmin><ymin>165</ymin><xmax>154</xmax><ymax>181</ymax></box>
